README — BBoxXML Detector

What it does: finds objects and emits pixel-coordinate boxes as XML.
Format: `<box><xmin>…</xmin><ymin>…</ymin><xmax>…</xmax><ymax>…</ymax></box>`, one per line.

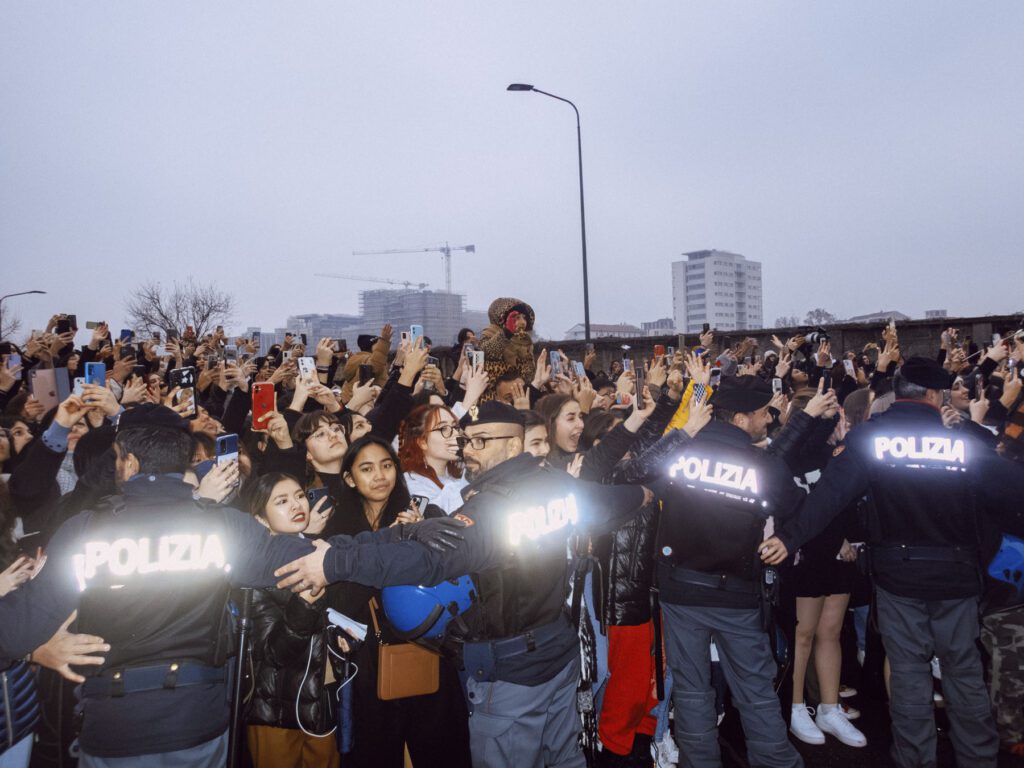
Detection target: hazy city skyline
<box><xmin>3</xmin><ymin>3</ymin><xmax>1023</xmax><ymax>342</ymax></box>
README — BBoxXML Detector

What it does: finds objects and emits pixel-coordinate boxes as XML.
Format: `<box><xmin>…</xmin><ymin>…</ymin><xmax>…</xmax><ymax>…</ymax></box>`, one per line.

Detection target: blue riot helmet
<box><xmin>381</xmin><ymin>575</ymin><xmax>477</xmax><ymax>642</ymax></box>
<box><xmin>988</xmin><ymin>534</ymin><xmax>1024</xmax><ymax>602</ymax></box>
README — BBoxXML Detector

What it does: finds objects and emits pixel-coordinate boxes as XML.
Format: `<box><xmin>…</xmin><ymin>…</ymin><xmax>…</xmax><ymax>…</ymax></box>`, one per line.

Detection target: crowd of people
<box><xmin>0</xmin><ymin>295</ymin><xmax>1023</xmax><ymax>768</ymax></box>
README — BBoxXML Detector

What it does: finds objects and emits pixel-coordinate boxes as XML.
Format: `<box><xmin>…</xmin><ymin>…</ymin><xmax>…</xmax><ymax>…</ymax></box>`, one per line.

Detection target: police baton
<box><xmin>227</xmin><ymin>588</ymin><xmax>253</xmax><ymax>768</ymax></box>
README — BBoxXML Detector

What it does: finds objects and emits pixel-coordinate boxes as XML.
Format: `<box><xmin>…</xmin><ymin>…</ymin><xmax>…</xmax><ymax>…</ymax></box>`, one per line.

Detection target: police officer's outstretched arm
<box><xmin>0</xmin><ymin>515</ymin><xmax>88</xmax><ymax>662</ymax></box>
<box><xmin>573</xmin><ymin>478</ymin><xmax>651</xmax><ymax>534</ymax></box>
<box><xmin>222</xmin><ymin>508</ymin><xmax>317</xmax><ymax>588</ymax></box>
<box><xmin>274</xmin><ymin>518</ymin><xmax>471</xmax><ymax>595</ymax></box>
<box><xmin>761</xmin><ymin>447</ymin><xmax>870</xmax><ymax>565</ymax></box>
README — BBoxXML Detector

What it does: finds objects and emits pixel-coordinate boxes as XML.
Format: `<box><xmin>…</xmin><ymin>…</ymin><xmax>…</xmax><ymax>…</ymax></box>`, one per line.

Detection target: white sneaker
<box><xmin>653</xmin><ymin>731</ymin><xmax>679</xmax><ymax>768</ymax></box>
<box><xmin>839</xmin><ymin>684</ymin><xmax>857</xmax><ymax>698</ymax></box>
<box><xmin>840</xmin><ymin>703</ymin><xmax>861</xmax><ymax>721</ymax></box>
<box><xmin>816</xmin><ymin>705</ymin><xmax>867</xmax><ymax>748</ymax></box>
<box><xmin>790</xmin><ymin>705</ymin><xmax>825</xmax><ymax>745</ymax></box>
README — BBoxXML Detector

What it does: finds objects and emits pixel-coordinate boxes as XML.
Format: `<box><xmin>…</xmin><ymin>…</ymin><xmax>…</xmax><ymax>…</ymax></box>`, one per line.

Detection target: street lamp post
<box><xmin>507</xmin><ymin>83</ymin><xmax>591</xmax><ymax>342</ymax></box>
<box><xmin>0</xmin><ymin>290</ymin><xmax>47</xmax><ymax>337</ymax></box>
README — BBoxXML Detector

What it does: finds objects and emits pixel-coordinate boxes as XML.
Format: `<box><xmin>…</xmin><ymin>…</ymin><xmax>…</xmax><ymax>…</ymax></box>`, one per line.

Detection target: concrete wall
<box><xmin>543</xmin><ymin>314</ymin><xmax>1023</xmax><ymax>373</ymax></box>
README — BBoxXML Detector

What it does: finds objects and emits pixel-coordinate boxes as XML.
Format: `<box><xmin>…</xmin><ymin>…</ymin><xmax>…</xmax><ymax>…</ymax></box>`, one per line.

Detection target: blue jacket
<box><xmin>1</xmin><ymin>661</ymin><xmax>39</xmax><ymax>755</ymax></box>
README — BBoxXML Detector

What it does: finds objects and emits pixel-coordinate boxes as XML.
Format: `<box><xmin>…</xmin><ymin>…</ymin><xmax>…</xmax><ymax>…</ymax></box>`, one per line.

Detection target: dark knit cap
<box><xmin>458</xmin><ymin>401</ymin><xmax>526</xmax><ymax>430</ymax></box>
<box><xmin>708</xmin><ymin>375</ymin><xmax>774</xmax><ymax>413</ymax></box>
<box><xmin>898</xmin><ymin>356</ymin><xmax>953</xmax><ymax>390</ymax></box>
<box><xmin>357</xmin><ymin>335</ymin><xmax>379</xmax><ymax>352</ymax></box>
<box><xmin>116</xmin><ymin>403</ymin><xmax>190</xmax><ymax>433</ymax></box>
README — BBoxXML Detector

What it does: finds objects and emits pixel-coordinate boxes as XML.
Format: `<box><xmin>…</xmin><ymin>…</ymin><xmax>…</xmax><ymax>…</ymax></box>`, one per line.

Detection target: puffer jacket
<box><xmin>246</xmin><ymin>587</ymin><xmax>332</xmax><ymax>734</ymax></box>
<box><xmin>593</xmin><ymin>392</ymin><xmax>680</xmax><ymax>628</ymax></box>
<box><xmin>1</xmin><ymin>661</ymin><xmax>40</xmax><ymax>755</ymax></box>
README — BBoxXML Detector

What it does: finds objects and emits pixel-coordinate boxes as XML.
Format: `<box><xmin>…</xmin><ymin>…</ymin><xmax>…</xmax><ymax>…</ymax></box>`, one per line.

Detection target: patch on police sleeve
<box><xmin>832</xmin><ymin>445</ymin><xmax>846</xmax><ymax>457</ymax></box>
<box><xmin>452</xmin><ymin>513</ymin><xmax>475</xmax><ymax>527</ymax></box>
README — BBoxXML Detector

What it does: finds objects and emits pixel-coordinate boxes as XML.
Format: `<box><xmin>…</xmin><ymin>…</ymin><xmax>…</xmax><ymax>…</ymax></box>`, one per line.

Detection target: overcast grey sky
<box><xmin>2</xmin><ymin>2</ymin><xmax>1022</xmax><ymax>342</ymax></box>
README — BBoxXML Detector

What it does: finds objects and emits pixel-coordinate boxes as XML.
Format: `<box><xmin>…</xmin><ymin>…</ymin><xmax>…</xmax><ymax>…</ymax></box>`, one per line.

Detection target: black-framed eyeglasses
<box><xmin>431</xmin><ymin>424</ymin><xmax>459</xmax><ymax>439</ymax></box>
<box><xmin>457</xmin><ymin>434</ymin><xmax>518</xmax><ymax>451</ymax></box>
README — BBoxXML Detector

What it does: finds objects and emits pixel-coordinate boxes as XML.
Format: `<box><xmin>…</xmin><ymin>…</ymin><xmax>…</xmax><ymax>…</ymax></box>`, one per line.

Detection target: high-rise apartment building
<box><xmin>672</xmin><ymin>250</ymin><xmax>763</xmax><ymax>333</ymax></box>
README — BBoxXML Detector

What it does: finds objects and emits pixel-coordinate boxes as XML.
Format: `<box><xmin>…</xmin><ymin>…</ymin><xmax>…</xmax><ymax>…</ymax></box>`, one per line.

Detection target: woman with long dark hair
<box><xmin>243</xmin><ymin>472</ymin><xmax>339</xmax><ymax>768</ymax></box>
<box><xmin>325</xmin><ymin>436</ymin><xmax>470</xmax><ymax>768</ymax></box>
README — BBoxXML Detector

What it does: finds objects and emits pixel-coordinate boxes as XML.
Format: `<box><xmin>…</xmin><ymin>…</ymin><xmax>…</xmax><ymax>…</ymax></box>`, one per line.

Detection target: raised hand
<box><xmin>574</xmin><ymin>375</ymin><xmax>596</xmax><ymax>413</ymax></box>
<box><xmin>196</xmin><ymin>460</ymin><xmax>239</xmax><ymax>503</ymax></box>
<box><xmin>532</xmin><ymin>348</ymin><xmax>552</xmax><ymax>390</ymax></box>
<box><xmin>257</xmin><ymin>411</ymin><xmax>293</xmax><ymax>450</ymax></box>
<box><xmin>685</xmin><ymin>351</ymin><xmax>711</xmax><ymax>386</ymax></box>
<box><xmin>462</xmin><ymin>364</ymin><xmax>489</xmax><ymax>410</ymax></box>
<box><xmin>683</xmin><ymin>394</ymin><xmax>713</xmax><ymax>437</ymax></box>
<box><xmin>647</xmin><ymin>355</ymin><xmax>668</xmax><ymax>388</ymax></box>
<box><xmin>804</xmin><ymin>378</ymin><xmax>839</xmax><ymax>418</ymax></box>
<box><xmin>510</xmin><ymin>380</ymin><xmax>531</xmax><ymax>410</ymax></box>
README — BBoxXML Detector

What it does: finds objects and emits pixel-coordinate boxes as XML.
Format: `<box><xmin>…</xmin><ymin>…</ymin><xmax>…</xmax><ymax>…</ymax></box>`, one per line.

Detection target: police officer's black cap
<box><xmin>899</xmin><ymin>356</ymin><xmax>953</xmax><ymax>390</ymax></box>
<box><xmin>458</xmin><ymin>401</ymin><xmax>526</xmax><ymax>430</ymax></box>
<box><xmin>116</xmin><ymin>403</ymin><xmax>191</xmax><ymax>434</ymax></box>
<box><xmin>708</xmin><ymin>375</ymin><xmax>774</xmax><ymax>413</ymax></box>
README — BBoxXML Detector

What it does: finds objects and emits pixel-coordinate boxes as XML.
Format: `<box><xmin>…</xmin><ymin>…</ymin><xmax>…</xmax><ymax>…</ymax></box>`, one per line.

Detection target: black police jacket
<box><xmin>446</xmin><ymin>452</ymin><xmax>645</xmax><ymax>683</ymax></box>
<box><xmin>75</xmin><ymin>494</ymin><xmax>234</xmax><ymax>674</ymax></box>
<box><xmin>779</xmin><ymin>400</ymin><xmax>1024</xmax><ymax>600</ymax></box>
<box><xmin>0</xmin><ymin>472</ymin><xmax>452</xmax><ymax>758</ymax></box>
<box><xmin>648</xmin><ymin>421</ymin><xmax>806</xmax><ymax>609</ymax></box>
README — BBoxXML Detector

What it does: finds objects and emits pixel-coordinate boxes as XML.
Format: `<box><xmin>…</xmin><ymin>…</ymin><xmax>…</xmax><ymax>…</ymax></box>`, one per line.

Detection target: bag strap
<box><xmin>368</xmin><ymin>597</ymin><xmax>383</xmax><ymax>642</ymax></box>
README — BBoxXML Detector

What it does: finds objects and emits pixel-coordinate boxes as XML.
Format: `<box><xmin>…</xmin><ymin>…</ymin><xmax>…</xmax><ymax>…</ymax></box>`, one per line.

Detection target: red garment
<box><xmin>598</xmin><ymin>622</ymin><xmax>659</xmax><ymax>756</ymax></box>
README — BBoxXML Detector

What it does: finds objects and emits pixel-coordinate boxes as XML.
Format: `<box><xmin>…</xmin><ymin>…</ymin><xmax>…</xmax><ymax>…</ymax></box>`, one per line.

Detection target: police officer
<box><xmin>0</xmin><ymin>404</ymin><xmax>466</xmax><ymax>767</ymax></box>
<box><xmin>648</xmin><ymin>376</ymin><xmax>808</xmax><ymax>768</ymax></box>
<box><xmin>760</xmin><ymin>356</ymin><xmax>1024</xmax><ymax>767</ymax></box>
<box><xmin>427</xmin><ymin>401</ymin><xmax>651</xmax><ymax>768</ymax></box>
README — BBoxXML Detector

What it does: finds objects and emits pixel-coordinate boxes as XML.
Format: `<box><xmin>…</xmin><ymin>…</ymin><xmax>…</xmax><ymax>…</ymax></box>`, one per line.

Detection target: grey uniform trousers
<box><xmin>464</xmin><ymin>654</ymin><xmax>585</xmax><ymax>768</ymax></box>
<box><xmin>876</xmin><ymin>587</ymin><xmax>998</xmax><ymax>768</ymax></box>
<box><xmin>662</xmin><ymin>602</ymin><xmax>802</xmax><ymax>768</ymax></box>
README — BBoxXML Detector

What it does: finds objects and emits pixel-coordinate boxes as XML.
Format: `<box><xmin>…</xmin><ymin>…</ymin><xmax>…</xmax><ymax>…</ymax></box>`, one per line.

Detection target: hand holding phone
<box><xmin>251</xmin><ymin>382</ymin><xmax>276</xmax><ymax>432</ymax></box>
<box><xmin>549</xmin><ymin>350</ymin><xmax>563</xmax><ymax>377</ymax></box>
<box><xmin>215</xmin><ymin>434</ymin><xmax>240</xmax><ymax>488</ymax></box>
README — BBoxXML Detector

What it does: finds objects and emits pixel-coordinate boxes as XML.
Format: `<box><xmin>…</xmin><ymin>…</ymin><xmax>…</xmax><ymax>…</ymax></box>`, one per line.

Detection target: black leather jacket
<box><xmin>246</xmin><ymin>587</ymin><xmax>332</xmax><ymax>734</ymax></box>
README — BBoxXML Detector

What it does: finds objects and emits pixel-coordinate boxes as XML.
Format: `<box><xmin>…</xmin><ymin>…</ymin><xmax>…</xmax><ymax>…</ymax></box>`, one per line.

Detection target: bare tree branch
<box><xmin>125</xmin><ymin>278</ymin><xmax>235</xmax><ymax>338</ymax></box>
<box><xmin>773</xmin><ymin>315</ymin><xmax>802</xmax><ymax>328</ymax></box>
<box><xmin>1</xmin><ymin>312</ymin><xmax>22</xmax><ymax>341</ymax></box>
<box><xmin>804</xmin><ymin>308</ymin><xmax>839</xmax><ymax>325</ymax></box>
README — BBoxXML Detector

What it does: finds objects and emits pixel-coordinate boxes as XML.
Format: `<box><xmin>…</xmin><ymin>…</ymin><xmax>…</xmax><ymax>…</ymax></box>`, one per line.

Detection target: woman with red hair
<box><xmin>398</xmin><ymin>404</ymin><xmax>468</xmax><ymax>515</ymax></box>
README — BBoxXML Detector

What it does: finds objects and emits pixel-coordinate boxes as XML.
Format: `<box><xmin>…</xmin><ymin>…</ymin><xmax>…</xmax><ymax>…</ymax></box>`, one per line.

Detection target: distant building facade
<box><xmin>563</xmin><ymin>323</ymin><xmax>644</xmax><ymax>341</ymax></box>
<box><xmin>925</xmin><ymin>309</ymin><xmax>948</xmax><ymax>319</ymax></box>
<box><xmin>265</xmin><ymin>290</ymin><xmax>485</xmax><ymax>352</ymax></box>
<box><xmin>846</xmin><ymin>310</ymin><xmax>911</xmax><ymax>324</ymax></box>
<box><xmin>641</xmin><ymin>318</ymin><xmax>675</xmax><ymax>336</ymax></box>
<box><xmin>672</xmin><ymin>250</ymin><xmax>763</xmax><ymax>333</ymax></box>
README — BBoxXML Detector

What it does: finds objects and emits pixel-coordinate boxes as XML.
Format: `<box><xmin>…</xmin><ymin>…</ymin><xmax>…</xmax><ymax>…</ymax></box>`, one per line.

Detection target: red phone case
<box><xmin>251</xmin><ymin>383</ymin><xmax>276</xmax><ymax>431</ymax></box>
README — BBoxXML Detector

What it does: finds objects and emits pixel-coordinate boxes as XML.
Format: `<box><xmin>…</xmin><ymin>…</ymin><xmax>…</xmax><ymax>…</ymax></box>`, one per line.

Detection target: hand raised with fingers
<box><xmin>31</xmin><ymin>611</ymin><xmax>109</xmax><ymax>684</ymax></box>
<box><xmin>511</xmin><ymin>381</ymin><xmax>531</xmax><ymax>410</ymax></box>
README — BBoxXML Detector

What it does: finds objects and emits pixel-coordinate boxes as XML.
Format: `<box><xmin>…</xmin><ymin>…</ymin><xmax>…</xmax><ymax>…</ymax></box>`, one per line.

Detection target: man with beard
<box><xmin>422</xmin><ymin>401</ymin><xmax>653</xmax><ymax>768</ymax></box>
<box><xmin>0</xmin><ymin>403</ymin><xmax>466</xmax><ymax>767</ymax></box>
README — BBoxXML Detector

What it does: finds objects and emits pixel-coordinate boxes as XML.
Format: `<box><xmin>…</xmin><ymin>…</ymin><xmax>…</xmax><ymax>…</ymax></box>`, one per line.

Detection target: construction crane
<box><xmin>314</xmin><ymin>273</ymin><xmax>430</xmax><ymax>290</ymax></box>
<box><xmin>350</xmin><ymin>242</ymin><xmax>475</xmax><ymax>294</ymax></box>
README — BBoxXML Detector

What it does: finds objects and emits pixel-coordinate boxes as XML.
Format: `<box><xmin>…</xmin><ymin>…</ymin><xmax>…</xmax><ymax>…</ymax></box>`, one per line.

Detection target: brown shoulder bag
<box><xmin>369</xmin><ymin>596</ymin><xmax>440</xmax><ymax>700</ymax></box>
